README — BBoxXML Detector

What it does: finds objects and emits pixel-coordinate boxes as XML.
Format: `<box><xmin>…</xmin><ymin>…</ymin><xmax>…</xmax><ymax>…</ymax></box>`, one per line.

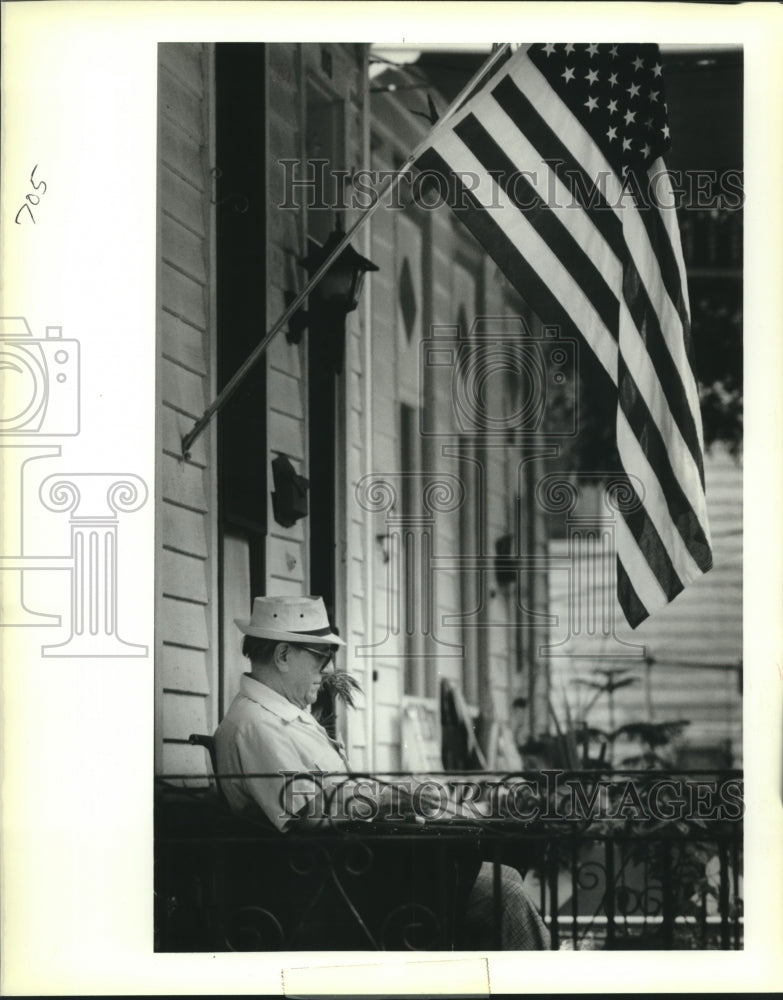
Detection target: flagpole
<box><xmin>181</xmin><ymin>43</ymin><xmax>512</xmax><ymax>458</ymax></box>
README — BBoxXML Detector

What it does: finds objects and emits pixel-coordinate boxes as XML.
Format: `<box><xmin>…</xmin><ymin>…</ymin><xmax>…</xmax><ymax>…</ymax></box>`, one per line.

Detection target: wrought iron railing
<box><xmin>154</xmin><ymin>768</ymin><xmax>743</xmax><ymax>951</ymax></box>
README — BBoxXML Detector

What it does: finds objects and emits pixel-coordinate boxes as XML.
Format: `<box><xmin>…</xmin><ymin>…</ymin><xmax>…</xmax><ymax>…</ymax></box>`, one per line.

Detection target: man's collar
<box><xmin>240</xmin><ymin>672</ymin><xmax>313</xmax><ymax>724</ymax></box>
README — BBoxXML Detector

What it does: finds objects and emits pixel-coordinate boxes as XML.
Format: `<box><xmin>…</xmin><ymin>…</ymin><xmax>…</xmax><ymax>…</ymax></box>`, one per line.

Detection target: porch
<box><xmin>154</xmin><ymin>767</ymin><xmax>743</xmax><ymax>952</ymax></box>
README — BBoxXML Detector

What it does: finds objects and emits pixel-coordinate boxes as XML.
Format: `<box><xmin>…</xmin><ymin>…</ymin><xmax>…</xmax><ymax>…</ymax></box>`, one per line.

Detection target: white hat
<box><xmin>235</xmin><ymin>595</ymin><xmax>345</xmax><ymax>646</ymax></box>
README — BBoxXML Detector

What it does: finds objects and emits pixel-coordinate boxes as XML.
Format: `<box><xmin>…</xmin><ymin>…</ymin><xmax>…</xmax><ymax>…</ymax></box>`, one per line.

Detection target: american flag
<box><xmin>417</xmin><ymin>43</ymin><xmax>712</xmax><ymax>628</ymax></box>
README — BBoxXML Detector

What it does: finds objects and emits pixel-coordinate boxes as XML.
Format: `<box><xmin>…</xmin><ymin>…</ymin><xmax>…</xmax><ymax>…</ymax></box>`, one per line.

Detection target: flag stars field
<box><xmin>523</xmin><ymin>43</ymin><xmax>673</xmax><ymax>175</ymax></box>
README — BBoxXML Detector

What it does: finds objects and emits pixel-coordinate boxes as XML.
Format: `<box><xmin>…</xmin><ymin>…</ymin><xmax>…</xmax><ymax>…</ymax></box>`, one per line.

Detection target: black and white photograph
<box><xmin>2</xmin><ymin>2</ymin><xmax>783</xmax><ymax>995</ymax></box>
<box><xmin>154</xmin><ymin>37</ymin><xmax>745</xmax><ymax>954</ymax></box>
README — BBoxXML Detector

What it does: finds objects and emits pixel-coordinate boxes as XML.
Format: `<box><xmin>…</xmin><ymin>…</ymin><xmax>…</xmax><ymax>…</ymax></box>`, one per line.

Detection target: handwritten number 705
<box><xmin>15</xmin><ymin>166</ymin><xmax>47</xmax><ymax>225</ymax></box>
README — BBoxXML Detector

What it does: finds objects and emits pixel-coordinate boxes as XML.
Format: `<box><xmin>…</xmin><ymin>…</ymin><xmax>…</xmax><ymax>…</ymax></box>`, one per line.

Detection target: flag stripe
<box><xmin>464</xmin><ymin>90</ymin><xmax>626</xmax><ymax>303</ymax></box>
<box><xmin>620</xmin><ymin>187</ymin><xmax>699</xmax><ymax>406</ymax></box>
<box><xmin>416</xmin><ymin>146</ymin><xmax>593</xmax><ymax>353</ymax></box>
<box><xmin>618</xmin><ymin>299</ymin><xmax>710</xmax><ymax>535</ymax></box>
<box><xmin>491</xmin><ymin>74</ymin><xmax>626</xmax><ymax>261</ymax></box>
<box><xmin>424</xmin><ymin>135</ymin><xmax>619</xmax><ymax>379</ymax></box>
<box><xmin>629</xmin><ymin>167</ymin><xmax>692</xmax><ymax>345</ymax></box>
<box><xmin>614</xmin><ymin>475</ymin><xmax>684</xmax><ymax>603</ymax></box>
<box><xmin>616</xmin><ymin>398</ymin><xmax>712</xmax><ymax>580</ymax></box>
<box><xmin>615</xmin><ymin>496</ymin><xmax>683</xmax><ymax>610</ymax></box>
<box><xmin>621</xmin><ymin>256</ymin><xmax>706</xmax><ymax>485</ymax></box>
<box><xmin>616</xmin><ymin>556</ymin><xmax>649</xmax><ymax>629</ymax></box>
<box><xmin>453</xmin><ymin>113</ymin><xmax>621</xmax><ymax>338</ymax></box>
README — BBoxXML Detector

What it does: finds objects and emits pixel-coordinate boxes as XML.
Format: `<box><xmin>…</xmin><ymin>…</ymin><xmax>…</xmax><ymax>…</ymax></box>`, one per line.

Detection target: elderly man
<box><xmin>215</xmin><ymin>595</ymin><xmax>550</xmax><ymax>950</ymax></box>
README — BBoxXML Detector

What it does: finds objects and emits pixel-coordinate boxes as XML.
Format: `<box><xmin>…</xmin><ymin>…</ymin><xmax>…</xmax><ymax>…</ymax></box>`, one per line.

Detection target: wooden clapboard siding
<box><xmin>159</xmin><ymin>357</ymin><xmax>206</xmax><ymax>418</ymax></box>
<box><xmin>157</xmin><ymin>43</ymin><xmax>215</xmax><ymax>778</ymax></box>
<box><xmin>161</xmin><ymin>644</ymin><xmax>211</xmax><ymax>696</ymax></box>
<box><xmin>162</xmin><ymin>689</ymin><xmax>211</xmax><ymax>742</ymax></box>
<box><xmin>161</xmin><ymin>595</ymin><xmax>210</xmax><ymax>652</ymax></box>
<box><xmin>160</xmin><ymin>41</ymin><xmax>205</xmax><ymax>98</ymax></box>
<box><xmin>161</xmin><ymin>404</ymin><xmax>207</xmax><ymax>469</ymax></box>
<box><xmin>267</xmin><ymin>368</ymin><xmax>302</xmax><ymax>416</ymax></box>
<box><xmin>160</xmin><ymin>548</ymin><xmax>209</xmax><ymax>604</ymax></box>
<box><xmin>160</xmin><ymin>264</ymin><xmax>206</xmax><ymax>330</ymax></box>
<box><xmin>267</xmin><ymin>410</ymin><xmax>305</xmax><ymax>462</ymax></box>
<box><xmin>264</xmin><ymin>576</ymin><xmax>305</xmax><ymax>597</ymax></box>
<box><xmin>160</xmin><ymin>122</ymin><xmax>206</xmax><ymax>189</ymax></box>
<box><xmin>162</xmin><ymin>500</ymin><xmax>208</xmax><ymax>559</ymax></box>
<box><xmin>160</xmin><ymin>166</ymin><xmax>206</xmax><ymax>238</ymax></box>
<box><xmin>268</xmin><ymin>535</ymin><xmax>306</xmax><ymax>583</ymax></box>
<box><xmin>161</xmin><ymin>454</ymin><xmax>208</xmax><ymax>513</ymax></box>
<box><xmin>161</xmin><ymin>213</ymin><xmax>208</xmax><ymax>285</ymax></box>
<box><xmin>160</xmin><ymin>62</ymin><xmax>203</xmax><ymax>139</ymax></box>
<box><xmin>160</xmin><ymin>310</ymin><xmax>208</xmax><ymax>377</ymax></box>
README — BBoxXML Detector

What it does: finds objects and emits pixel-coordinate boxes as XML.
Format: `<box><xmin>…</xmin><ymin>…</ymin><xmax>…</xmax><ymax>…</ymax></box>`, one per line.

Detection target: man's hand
<box><xmin>376</xmin><ymin>780</ymin><xmax>451</xmax><ymax>821</ymax></box>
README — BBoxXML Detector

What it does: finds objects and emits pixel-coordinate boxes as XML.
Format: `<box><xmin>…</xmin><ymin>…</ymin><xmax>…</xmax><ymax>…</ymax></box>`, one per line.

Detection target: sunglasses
<box><xmin>296</xmin><ymin>644</ymin><xmax>337</xmax><ymax>671</ymax></box>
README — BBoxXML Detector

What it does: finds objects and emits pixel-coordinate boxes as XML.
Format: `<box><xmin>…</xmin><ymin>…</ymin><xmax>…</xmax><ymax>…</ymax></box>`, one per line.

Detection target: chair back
<box><xmin>188</xmin><ymin>733</ymin><xmax>225</xmax><ymax>800</ymax></box>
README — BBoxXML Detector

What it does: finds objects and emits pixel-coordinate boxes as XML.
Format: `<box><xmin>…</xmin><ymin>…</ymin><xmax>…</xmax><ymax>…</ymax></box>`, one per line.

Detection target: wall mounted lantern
<box><xmin>286</xmin><ymin>225</ymin><xmax>378</xmax><ymax>374</ymax></box>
